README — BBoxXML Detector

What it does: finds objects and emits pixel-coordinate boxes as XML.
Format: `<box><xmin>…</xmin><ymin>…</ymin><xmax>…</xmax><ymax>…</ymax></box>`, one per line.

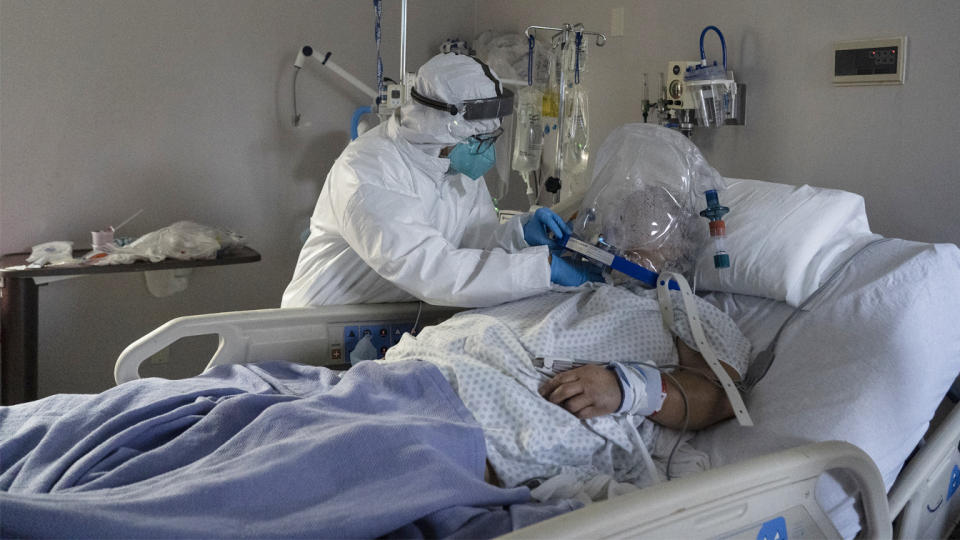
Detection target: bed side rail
<box><xmin>891</xmin><ymin>398</ymin><xmax>960</xmax><ymax>538</ymax></box>
<box><xmin>502</xmin><ymin>440</ymin><xmax>891</xmax><ymax>540</ymax></box>
<box><xmin>114</xmin><ymin>303</ymin><xmax>464</xmax><ymax>384</ymax></box>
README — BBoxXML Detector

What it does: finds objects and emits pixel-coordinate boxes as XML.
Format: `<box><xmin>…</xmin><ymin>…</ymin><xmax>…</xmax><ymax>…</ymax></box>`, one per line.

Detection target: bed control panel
<box><xmin>320</xmin><ymin>305</ymin><xmax>463</xmax><ymax>368</ymax></box>
<box><xmin>325</xmin><ymin>321</ymin><xmax>418</xmax><ymax>367</ymax></box>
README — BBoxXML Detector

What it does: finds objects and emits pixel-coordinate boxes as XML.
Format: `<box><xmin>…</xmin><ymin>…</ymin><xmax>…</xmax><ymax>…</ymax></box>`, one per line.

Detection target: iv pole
<box><xmin>292</xmin><ymin>0</ymin><xmax>409</xmax><ymax>129</ymax></box>
<box><xmin>524</xmin><ymin>23</ymin><xmax>606</xmax><ymax>204</ymax></box>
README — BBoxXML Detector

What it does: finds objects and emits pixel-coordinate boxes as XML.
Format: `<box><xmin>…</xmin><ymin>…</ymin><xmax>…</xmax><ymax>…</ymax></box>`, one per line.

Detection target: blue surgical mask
<box><xmin>447</xmin><ymin>137</ymin><xmax>496</xmax><ymax>180</ymax></box>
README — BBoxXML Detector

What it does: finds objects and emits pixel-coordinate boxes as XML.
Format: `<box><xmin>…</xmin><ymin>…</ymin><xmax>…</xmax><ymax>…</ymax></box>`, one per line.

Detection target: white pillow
<box><xmin>694</xmin><ymin>178</ymin><xmax>876</xmax><ymax>306</ymax></box>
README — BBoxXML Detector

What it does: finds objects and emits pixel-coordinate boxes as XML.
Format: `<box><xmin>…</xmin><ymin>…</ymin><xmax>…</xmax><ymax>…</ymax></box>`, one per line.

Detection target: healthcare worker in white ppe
<box><xmin>282</xmin><ymin>53</ymin><xmax>602</xmax><ymax>308</ymax></box>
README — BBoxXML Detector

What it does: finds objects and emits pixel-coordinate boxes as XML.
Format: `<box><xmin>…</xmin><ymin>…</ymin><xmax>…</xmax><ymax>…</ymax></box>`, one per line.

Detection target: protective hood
<box><xmin>574</xmin><ymin>124</ymin><xmax>726</xmax><ymax>281</ymax></box>
<box><xmin>398</xmin><ymin>53</ymin><xmax>503</xmax><ymax>151</ymax></box>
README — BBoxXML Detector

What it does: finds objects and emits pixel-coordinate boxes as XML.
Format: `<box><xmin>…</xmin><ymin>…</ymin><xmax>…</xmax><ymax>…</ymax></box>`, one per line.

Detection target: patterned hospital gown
<box><xmin>381</xmin><ymin>283</ymin><xmax>751</xmax><ymax>501</ymax></box>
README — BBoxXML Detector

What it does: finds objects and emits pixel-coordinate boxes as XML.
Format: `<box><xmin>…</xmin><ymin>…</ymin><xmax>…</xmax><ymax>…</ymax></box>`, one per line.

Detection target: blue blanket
<box><xmin>0</xmin><ymin>360</ymin><xmax>577</xmax><ymax>538</ymax></box>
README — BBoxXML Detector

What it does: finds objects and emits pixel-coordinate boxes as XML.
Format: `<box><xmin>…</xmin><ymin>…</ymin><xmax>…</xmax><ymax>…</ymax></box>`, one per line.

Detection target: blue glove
<box><xmin>550</xmin><ymin>256</ymin><xmax>605</xmax><ymax>287</ymax></box>
<box><xmin>523</xmin><ymin>208</ymin><xmax>571</xmax><ymax>249</ymax></box>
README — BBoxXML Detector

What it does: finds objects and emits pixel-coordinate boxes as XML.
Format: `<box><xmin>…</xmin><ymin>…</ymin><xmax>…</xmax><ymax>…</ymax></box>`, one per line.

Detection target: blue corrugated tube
<box><xmin>699</xmin><ymin>25</ymin><xmax>727</xmax><ymax>71</ymax></box>
<box><xmin>351</xmin><ymin>106</ymin><xmax>373</xmax><ymax>140</ymax></box>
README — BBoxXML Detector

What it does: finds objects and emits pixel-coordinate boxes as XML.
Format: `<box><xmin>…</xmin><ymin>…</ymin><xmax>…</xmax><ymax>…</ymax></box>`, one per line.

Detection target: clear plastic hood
<box><xmin>574</xmin><ymin>124</ymin><xmax>725</xmax><ymax>282</ymax></box>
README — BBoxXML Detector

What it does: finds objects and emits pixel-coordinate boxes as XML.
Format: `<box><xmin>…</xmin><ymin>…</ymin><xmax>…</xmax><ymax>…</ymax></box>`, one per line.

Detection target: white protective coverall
<box><xmin>282</xmin><ymin>54</ymin><xmax>553</xmax><ymax>308</ymax></box>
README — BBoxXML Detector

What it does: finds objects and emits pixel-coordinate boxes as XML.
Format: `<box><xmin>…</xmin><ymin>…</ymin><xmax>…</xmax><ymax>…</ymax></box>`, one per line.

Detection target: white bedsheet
<box><xmin>382</xmin><ymin>285</ymin><xmax>751</xmax><ymax>502</ymax></box>
<box><xmin>696</xmin><ymin>238</ymin><xmax>960</xmax><ymax>538</ymax></box>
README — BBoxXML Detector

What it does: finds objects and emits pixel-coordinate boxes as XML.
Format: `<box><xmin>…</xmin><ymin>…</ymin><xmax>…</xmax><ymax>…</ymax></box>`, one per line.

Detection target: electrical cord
<box><xmin>636</xmin><ymin>361</ymin><xmax>725</xmax><ymax>481</ymax></box>
<box><xmin>412</xmin><ymin>301</ymin><xmax>424</xmax><ymax>334</ymax></box>
<box><xmin>658</xmin><ymin>369</ymin><xmax>689</xmax><ymax>481</ymax></box>
<box><xmin>740</xmin><ymin>237</ymin><xmax>891</xmax><ymax>391</ymax></box>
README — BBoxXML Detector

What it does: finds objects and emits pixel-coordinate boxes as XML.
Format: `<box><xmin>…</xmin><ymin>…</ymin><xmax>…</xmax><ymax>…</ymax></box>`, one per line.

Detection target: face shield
<box><xmin>410</xmin><ymin>86</ymin><xmax>515</xmax><ymax>121</ymax></box>
<box><xmin>573</xmin><ymin>124</ymin><xmax>726</xmax><ymax>284</ymax></box>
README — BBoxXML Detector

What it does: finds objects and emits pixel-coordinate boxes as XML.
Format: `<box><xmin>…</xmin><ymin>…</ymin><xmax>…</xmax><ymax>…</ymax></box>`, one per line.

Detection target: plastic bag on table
<box><xmin>25</xmin><ymin>241</ymin><xmax>79</xmax><ymax>266</ymax></box>
<box><xmin>94</xmin><ymin>221</ymin><xmax>245</xmax><ymax>265</ymax></box>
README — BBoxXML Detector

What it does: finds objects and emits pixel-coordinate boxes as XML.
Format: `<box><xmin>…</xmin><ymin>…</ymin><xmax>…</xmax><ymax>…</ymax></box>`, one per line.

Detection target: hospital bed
<box><xmin>5</xmin><ymin>178</ymin><xmax>956</xmax><ymax>538</ymax></box>
<box><xmin>111</xmin><ymin>176</ymin><xmax>960</xmax><ymax>539</ymax></box>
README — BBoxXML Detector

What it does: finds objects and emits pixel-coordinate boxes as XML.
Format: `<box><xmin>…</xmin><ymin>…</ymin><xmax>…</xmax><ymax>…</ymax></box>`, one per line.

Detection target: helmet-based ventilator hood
<box><xmin>574</xmin><ymin>123</ymin><xmax>726</xmax><ymax>282</ymax></box>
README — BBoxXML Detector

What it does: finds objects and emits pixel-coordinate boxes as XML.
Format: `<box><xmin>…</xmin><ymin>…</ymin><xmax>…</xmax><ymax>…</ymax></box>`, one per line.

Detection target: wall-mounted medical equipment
<box><xmin>520</xmin><ymin>23</ymin><xmax>606</xmax><ymax>205</ymax></box>
<box><xmin>832</xmin><ymin>36</ymin><xmax>907</xmax><ymax>86</ymax></box>
<box><xmin>291</xmin><ymin>0</ymin><xmax>411</xmax><ymax>139</ymax></box>
<box><xmin>645</xmin><ymin>26</ymin><xmax>746</xmax><ymax>138</ymax></box>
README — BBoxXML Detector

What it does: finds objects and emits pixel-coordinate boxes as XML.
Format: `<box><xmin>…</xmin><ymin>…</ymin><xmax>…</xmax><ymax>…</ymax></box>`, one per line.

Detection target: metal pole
<box><xmin>400</xmin><ymin>0</ymin><xmax>407</xmax><ymax>91</ymax></box>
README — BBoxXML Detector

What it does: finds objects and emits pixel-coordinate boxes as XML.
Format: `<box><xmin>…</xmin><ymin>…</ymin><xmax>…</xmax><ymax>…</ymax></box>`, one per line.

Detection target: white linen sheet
<box><xmin>696</xmin><ymin>239</ymin><xmax>960</xmax><ymax>538</ymax></box>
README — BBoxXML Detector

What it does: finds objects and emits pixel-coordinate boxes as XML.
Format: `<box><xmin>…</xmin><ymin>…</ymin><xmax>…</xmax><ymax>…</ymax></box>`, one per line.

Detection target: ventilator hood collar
<box><xmin>397</xmin><ymin>53</ymin><xmax>502</xmax><ymax>148</ymax></box>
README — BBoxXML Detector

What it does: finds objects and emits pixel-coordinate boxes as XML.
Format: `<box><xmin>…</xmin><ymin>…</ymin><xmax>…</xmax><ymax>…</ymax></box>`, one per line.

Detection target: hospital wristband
<box><xmin>610</xmin><ymin>362</ymin><xmax>665</xmax><ymax>417</ymax></box>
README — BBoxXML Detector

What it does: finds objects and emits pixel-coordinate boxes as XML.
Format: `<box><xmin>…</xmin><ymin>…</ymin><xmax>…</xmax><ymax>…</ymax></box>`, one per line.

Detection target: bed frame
<box><xmin>114</xmin><ymin>302</ymin><xmax>960</xmax><ymax>539</ymax></box>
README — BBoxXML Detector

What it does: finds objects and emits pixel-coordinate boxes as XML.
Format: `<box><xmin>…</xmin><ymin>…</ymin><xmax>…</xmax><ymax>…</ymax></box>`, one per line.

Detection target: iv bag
<box><xmin>512</xmin><ymin>86</ymin><xmax>544</xmax><ymax>174</ymax></box>
<box><xmin>563</xmin><ymin>86</ymin><xmax>589</xmax><ymax>176</ymax></box>
<box><xmin>531</xmin><ymin>43</ymin><xmax>555</xmax><ymax>92</ymax></box>
<box><xmin>554</xmin><ymin>86</ymin><xmax>589</xmax><ymax>198</ymax></box>
<box><xmin>565</xmin><ymin>33</ymin><xmax>589</xmax><ymax>74</ymax></box>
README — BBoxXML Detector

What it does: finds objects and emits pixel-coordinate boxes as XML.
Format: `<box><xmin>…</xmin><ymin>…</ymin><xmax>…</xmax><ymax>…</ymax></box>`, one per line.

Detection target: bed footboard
<box><xmin>114</xmin><ymin>303</ymin><xmax>464</xmax><ymax>384</ymax></box>
<box><xmin>501</xmin><ymin>440</ymin><xmax>891</xmax><ymax>540</ymax></box>
<box><xmin>891</xmin><ymin>399</ymin><xmax>960</xmax><ymax>539</ymax></box>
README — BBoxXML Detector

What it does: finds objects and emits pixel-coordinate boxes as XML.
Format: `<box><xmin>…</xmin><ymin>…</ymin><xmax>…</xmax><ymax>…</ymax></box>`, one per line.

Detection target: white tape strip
<box><xmin>565</xmin><ymin>237</ymin><xmax>615</xmax><ymax>266</ymax></box>
<box><xmin>657</xmin><ymin>272</ymin><xmax>753</xmax><ymax>427</ymax></box>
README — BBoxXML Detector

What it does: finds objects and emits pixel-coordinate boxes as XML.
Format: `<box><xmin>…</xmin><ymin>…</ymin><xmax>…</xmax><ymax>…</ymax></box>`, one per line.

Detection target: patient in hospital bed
<box><xmin>0</xmin><ymin>280</ymin><xmax>749</xmax><ymax>539</ymax></box>
<box><xmin>382</xmin><ymin>281</ymin><xmax>750</xmax><ymax>502</ymax></box>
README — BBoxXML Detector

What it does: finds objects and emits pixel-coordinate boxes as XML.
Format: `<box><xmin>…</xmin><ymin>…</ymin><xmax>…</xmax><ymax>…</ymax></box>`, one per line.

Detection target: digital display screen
<box><xmin>835</xmin><ymin>46</ymin><xmax>898</xmax><ymax>76</ymax></box>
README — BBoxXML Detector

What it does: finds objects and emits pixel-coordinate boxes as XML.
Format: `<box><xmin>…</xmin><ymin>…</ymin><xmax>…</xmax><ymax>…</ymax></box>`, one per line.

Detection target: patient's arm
<box><xmin>650</xmin><ymin>338</ymin><xmax>740</xmax><ymax>431</ymax></box>
<box><xmin>538</xmin><ymin>338</ymin><xmax>740</xmax><ymax>429</ymax></box>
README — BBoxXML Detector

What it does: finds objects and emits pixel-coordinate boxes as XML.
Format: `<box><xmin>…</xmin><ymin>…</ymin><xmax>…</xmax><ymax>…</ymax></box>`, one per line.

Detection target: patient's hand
<box><xmin>539</xmin><ymin>365</ymin><xmax>621</xmax><ymax>419</ymax></box>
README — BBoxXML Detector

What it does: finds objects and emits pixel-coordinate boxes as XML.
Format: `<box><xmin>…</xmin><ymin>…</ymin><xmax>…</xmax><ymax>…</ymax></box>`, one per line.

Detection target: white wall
<box><xmin>0</xmin><ymin>0</ymin><xmax>475</xmax><ymax>395</ymax></box>
<box><xmin>477</xmin><ymin>0</ymin><xmax>960</xmax><ymax>244</ymax></box>
<box><xmin>3</xmin><ymin>0</ymin><xmax>958</xmax><ymax>397</ymax></box>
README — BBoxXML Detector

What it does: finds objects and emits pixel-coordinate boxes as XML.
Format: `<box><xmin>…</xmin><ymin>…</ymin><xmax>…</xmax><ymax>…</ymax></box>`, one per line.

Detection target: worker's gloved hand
<box><xmin>523</xmin><ymin>208</ymin><xmax>571</xmax><ymax>249</ymax></box>
<box><xmin>550</xmin><ymin>256</ymin><xmax>605</xmax><ymax>287</ymax></box>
